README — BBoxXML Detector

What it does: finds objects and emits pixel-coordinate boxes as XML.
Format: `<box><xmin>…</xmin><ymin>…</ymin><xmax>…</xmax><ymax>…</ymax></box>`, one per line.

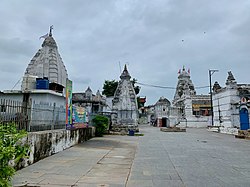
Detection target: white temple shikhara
<box><xmin>111</xmin><ymin>65</ymin><xmax>138</xmax><ymax>131</ymax></box>
<box><xmin>22</xmin><ymin>26</ymin><xmax>68</xmax><ymax>90</ymax></box>
<box><xmin>170</xmin><ymin>66</ymin><xmax>211</xmax><ymax>127</ymax></box>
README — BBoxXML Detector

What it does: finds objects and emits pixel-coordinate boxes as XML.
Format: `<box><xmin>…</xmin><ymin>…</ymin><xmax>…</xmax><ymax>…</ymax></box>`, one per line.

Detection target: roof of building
<box><xmin>213</xmin><ymin>71</ymin><xmax>250</xmax><ymax>94</ymax></box>
<box><xmin>72</xmin><ymin>90</ymin><xmax>105</xmax><ymax>104</ymax></box>
<box><xmin>85</xmin><ymin>86</ymin><xmax>92</xmax><ymax>93</ymax></box>
<box><xmin>155</xmin><ymin>97</ymin><xmax>171</xmax><ymax>105</ymax></box>
<box><xmin>3</xmin><ymin>89</ymin><xmax>64</xmax><ymax>97</ymax></box>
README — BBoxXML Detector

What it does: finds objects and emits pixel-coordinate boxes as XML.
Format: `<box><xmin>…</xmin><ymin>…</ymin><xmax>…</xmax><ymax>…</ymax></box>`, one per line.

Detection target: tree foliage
<box><xmin>102</xmin><ymin>80</ymin><xmax>118</xmax><ymax>97</ymax></box>
<box><xmin>102</xmin><ymin>78</ymin><xmax>140</xmax><ymax>97</ymax></box>
<box><xmin>0</xmin><ymin>123</ymin><xmax>29</xmax><ymax>187</ymax></box>
<box><xmin>92</xmin><ymin>115</ymin><xmax>109</xmax><ymax>137</ymax></box>
<box><xmin>131</xmin><ymin>78</ymin><xmax>141</xmax><ymax>95</ymax></box>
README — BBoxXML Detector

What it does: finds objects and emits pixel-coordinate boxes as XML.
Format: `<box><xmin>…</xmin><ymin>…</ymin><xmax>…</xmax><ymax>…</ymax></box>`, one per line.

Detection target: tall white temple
<box><xmin>173</xmin><ymin>67</ymin><xmax>196</xmax><ymax>102</ymax></box>
<box><xmin>171</xmin><ymin>67</ymin><xmax>211</xmax><ymax>127</ymax></box>
<box><xmin>1</xmin><ymin>27</ymin><xmax>69</xmax><ymax>131</ymax></box>
<box><xmin>111</xmin><ymin>65</ymin><xmax>138</xmax><ymax>131</ymax></box>
<box><xmin>22</xmin><ymin>26</ymin><xmax>68</xmax><ymax>91</ymax></box>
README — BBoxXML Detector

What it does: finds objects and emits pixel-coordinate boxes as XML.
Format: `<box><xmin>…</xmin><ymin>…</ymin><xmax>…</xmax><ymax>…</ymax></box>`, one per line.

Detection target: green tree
<box><xmin>92</xmin><ymin>115</ymin><xmax>109</xmax><ymax>137</ymax></box>
<box><xmin>102</xmin><ymin>79</ymin><xmax>141</xmax><ymax>97</ymax></box>
<box><xmin>131</xmin><ymin>78</ymin><xmax>141</xmax><ymax>95</ymax></box>
<box><xmin>0</xmin><ymin>123</ymin><xmax>29</xmax><ymax>187</ymax></box>
<box><xmin>102</xmin><ymin>80</ymin><xmax>118</xmax><ymax>97</ymax></box>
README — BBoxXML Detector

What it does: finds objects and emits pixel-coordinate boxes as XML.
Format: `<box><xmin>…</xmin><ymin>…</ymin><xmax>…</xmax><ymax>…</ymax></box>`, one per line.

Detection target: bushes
<box><xmin>92</xmin><ymin>115</ymin><xmax>109</xmax><ymax>137</ymax></box>
<box><xmin>0</xmin><ymin>123</ymin><xmax>29</xmax><ymax>187</ymax></box>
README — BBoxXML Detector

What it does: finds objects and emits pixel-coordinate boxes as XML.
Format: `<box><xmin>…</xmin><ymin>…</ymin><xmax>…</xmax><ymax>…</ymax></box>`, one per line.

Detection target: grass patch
<box><xmin>134</xmin><ymin>133</ymin><xmax>144</xmax><ymax>136</ymax></box>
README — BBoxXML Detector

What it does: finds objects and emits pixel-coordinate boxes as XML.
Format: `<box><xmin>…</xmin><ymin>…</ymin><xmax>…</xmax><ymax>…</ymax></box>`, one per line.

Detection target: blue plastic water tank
<box><xmin>36</xmin><ymin>79</ymin><xmax>49</xmax><ymax>89</ymax></box>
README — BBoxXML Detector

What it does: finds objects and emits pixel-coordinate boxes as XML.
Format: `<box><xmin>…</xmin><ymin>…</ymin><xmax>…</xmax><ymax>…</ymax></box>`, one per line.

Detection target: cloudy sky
<box><xmin>0</xmin><ymin>0</ymin><xmax>250</xmax><ymax>105</ymax></box>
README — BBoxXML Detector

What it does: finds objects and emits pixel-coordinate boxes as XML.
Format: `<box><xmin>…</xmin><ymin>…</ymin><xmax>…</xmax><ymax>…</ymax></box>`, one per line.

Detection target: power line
<box><xmin>12</xmin><ymin>77</ymin><xmax>22</xmax><ymax>90</ymax></box>
<box><xmin>136</xmin><ymin>82</ymin><xmax>175</xmax><ymax>89</ymax></box>
<box><xmin>196</xmin><ymin>86</ymin><xmax>210</xmax><ymax>89</ymax></box>
<box><xmin>136</xmin><ymin>82</ymin><xmax>209</xmax><ymax>90</ymax></box>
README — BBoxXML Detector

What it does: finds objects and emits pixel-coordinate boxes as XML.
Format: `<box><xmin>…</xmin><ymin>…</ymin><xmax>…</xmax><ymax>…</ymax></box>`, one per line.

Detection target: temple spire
<box><xmin>49</xmin><ymin>25</ymin><xmax>53</xmax><ymax>37</ymax></box>
<box><xmin>23</xmin><ymin>25</ymin><xmax>68</xmax><ymax>89</ymax></box>
<box><xmin>120</xmin><ymin>64</ymin><xmax>131</xmax><ymax>80</ymax></box>
<box><xmin>124</xmin><ymin>64</ymin><xmax>127</xmax><ymax>71</ymax></box>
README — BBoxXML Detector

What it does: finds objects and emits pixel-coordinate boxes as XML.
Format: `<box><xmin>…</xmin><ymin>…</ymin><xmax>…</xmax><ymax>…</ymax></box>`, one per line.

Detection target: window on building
<box><xmin>193</xmin><ymin>110</ymin><xmax>200</xmax><ymax>116</ymax></box>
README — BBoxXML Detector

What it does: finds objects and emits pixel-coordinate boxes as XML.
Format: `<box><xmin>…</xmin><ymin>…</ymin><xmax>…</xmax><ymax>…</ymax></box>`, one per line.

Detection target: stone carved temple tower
<box><xmin>171</xmin><ymin>67</ymin><xmax>196</xmax><ymax>121</ymax></box>
<box><xmin>173</xmin><ymin>67</ymin><xmax>196</xmax><ymax>102</ymax></box>
<box><xmin>111</xmin><ymin>65</ymin><xmax>138</xmax><ymax>130</ymax></box>
<box><xmin>22</xmin><ymin>27</ymin><xmax>68</xmax><ymax>90</ymax></box>
<box><xmin>171</xmin><ymin>67</ymin><xmax>211</xmax><ymax>127</ymax></box>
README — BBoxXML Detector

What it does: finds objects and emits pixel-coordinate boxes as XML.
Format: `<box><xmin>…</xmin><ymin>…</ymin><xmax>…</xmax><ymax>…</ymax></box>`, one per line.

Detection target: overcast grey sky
<box><xmin>0</xmin><ymin>0</ymin><xmax>250</xmax><ymax>105</ymax></box>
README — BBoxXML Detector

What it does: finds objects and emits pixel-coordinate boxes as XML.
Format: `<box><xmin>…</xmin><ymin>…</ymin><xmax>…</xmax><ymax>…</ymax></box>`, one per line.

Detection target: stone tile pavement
<box><xmin>12</xmin><ymin>125</ymin><xmax>250</xmax><ymax>187</ymax></box>
<box><xmin>13</xmin><ymin>135</ymin><xmax>138</xmax><ymax>187</ymax></box>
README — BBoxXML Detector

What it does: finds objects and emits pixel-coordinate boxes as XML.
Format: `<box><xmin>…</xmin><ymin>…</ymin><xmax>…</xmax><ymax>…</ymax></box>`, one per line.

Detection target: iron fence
<box><xmin>0</xmin><ymin>99</ymin><xmax>28</xmax><ymax>130</ymax></box>
<box><xmin>0</xmin><ymin>99</ymin><xmax>66</xmax><ymax>132</ymax></box>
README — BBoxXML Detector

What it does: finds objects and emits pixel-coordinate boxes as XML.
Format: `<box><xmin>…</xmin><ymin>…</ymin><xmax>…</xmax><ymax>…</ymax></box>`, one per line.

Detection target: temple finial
<box><xmin>120</xmin><ymin>64</ymin><xmax>131</xmax><ymax>80</ymax></box>
<box><xmin>49</xmin><ymin>25</ymin><xmax>54</xmax><ymax>36</ymax></box>
<box><xmin>182</xmin><ymin>65</ymin><xmax>185</xmax><ymax>71</ymax></box>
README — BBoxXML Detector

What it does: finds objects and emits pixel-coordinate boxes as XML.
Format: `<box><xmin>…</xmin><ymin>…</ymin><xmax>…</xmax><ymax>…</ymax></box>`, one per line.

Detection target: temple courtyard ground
<box><xmin>13</xmin><ymin>124</ymin><xmax>250</xmax><ymax>187</ymax></box>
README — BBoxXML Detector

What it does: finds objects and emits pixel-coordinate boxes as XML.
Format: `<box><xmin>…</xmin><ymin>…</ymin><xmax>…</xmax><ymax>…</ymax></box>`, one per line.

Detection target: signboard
<box><xmin>66</xmin><ymin>79</ymin><xmax>73</xmax><ymax>129</ymax></box>
<box><xmin>192</xmin><ymin>104</ymin><xmax>211</xmax><ymax>108</ymax></box>
<box><xmin>72</xmin><ymin>106</ymin><xmax>88</xmax><ymax>128</ymax></box>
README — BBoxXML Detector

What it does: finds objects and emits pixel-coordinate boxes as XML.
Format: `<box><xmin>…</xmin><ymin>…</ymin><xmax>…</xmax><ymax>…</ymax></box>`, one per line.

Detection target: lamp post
<box><xmin>209</xmin><ymin>69</ymin><xmax>218</xmax><ymax>126</ymax></box>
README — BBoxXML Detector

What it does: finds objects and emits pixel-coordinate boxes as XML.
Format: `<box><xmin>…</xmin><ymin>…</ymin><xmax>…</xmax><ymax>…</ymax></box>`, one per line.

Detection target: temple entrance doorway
<box><xmin>162</xmin><ymin>117</ymin><xmax>167</xmax><ymax>127</ymax></box>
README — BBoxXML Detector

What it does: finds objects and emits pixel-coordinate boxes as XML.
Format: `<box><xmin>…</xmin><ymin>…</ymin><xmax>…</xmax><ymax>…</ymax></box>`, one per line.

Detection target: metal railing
<box><xmin>0</xmin><ymin>99</ymin><xmax>28</xmax><ymax>130</ymax></box>
<box><xmin>0</xmin><ymin>99</ymin><xmax>66</xmax><ymax>132</ymax></box>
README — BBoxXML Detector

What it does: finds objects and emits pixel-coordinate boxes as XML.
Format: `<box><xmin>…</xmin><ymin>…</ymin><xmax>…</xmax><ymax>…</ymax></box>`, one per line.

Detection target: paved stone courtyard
<box><xmin>13</xmin><ymin>125</ymin><xmax>250</xmax><ymax>187</ymax></box>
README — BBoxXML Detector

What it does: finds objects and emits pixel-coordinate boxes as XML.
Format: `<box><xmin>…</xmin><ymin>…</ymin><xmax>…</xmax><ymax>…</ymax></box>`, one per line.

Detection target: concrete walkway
<box><xmin>13</xmin><ymin>125</ymin><xmax>250</xmax><ymax>187</ymax></box>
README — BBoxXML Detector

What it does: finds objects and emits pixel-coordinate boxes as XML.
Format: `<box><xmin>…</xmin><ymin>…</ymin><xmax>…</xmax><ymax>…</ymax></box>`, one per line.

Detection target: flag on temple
<box><xmin>39</xmin><ymin>33</ymin><xmax>49</xmax><ymax>40</ymax></box>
